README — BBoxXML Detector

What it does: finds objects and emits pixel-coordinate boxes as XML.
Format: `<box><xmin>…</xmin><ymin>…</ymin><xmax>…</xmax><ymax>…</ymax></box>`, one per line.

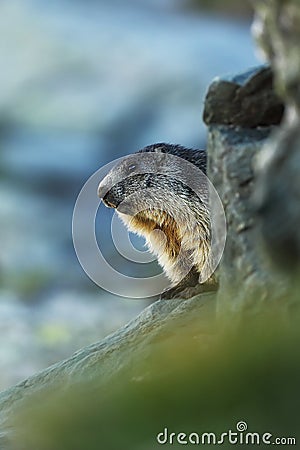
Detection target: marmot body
<box><xmin>98</xmin><ymin>143</ymin><xmax>215</xmax><ymax>299</ymax></box>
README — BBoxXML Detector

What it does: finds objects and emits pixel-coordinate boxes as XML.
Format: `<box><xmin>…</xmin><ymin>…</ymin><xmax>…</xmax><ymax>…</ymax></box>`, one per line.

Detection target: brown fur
<box><xmin>130</xmin><ymin>210</ymin><xmax>182</xmax><ymax>260</ymax></box>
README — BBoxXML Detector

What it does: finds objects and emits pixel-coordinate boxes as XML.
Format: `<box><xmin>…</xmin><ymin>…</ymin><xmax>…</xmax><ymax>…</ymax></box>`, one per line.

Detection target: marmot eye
<box><xmin>128</xmin><ymin>164</ymin><xmax>136</xmax><ymax>172</ymax></box>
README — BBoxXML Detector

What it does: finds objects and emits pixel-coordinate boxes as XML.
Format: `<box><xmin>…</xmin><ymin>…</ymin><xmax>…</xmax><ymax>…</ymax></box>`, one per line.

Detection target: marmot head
<box><xmin>97</xmin><ymin>143</ymin><xmax>206</xmax><ymax>216</ymax></box>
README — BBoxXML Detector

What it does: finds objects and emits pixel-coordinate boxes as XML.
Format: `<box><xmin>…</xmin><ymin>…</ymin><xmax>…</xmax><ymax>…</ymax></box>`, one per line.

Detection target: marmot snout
<box><xmin>98</xmin><ymin>143</ymin><xmax>216</xmax><ymax>299</ymax></box>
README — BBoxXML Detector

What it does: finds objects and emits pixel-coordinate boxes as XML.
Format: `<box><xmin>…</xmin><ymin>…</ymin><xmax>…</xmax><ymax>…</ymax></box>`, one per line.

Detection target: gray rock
<box><xmin>0</xmin><ymin>292</ymin><xmax>216</xmax><ymax>441</ymax></box>
<box><xmin>252</xmin><ymin>0</ymin><xmax>300</xmax><ymax>270</ymax></box>
<box><xmin>203</xmin><ymin>65</ymin><xmax>284</xmax><ymax>127</ymax></box>
<box><xmin>0</xmin><ymin>291</ymin><xmax>146</xmax><ymax>390</ymax></box>
<box><xmin>207</xmin><ymin>125</ymin><xmax>287</xmax><ymax>315</ymax></box>
<box><xmin>252</xmin><ymin>0</ymin><xmax>300</xmax><ymax>109</ymax></box>
<box><xmin>254</xmin><ymin>120</ymin><xmax>300</xmax><ymax>270</ymax></box>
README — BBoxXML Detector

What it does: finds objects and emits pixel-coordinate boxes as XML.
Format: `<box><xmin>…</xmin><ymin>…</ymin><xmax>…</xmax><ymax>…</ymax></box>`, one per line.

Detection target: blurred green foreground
<box><xmin>11</xmin><ymin>290</ymin><xmax>300</xmax><ymax>450</ymax></box>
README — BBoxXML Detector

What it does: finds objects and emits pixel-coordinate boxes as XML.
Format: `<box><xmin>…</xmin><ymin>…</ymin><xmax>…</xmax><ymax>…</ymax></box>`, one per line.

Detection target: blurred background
<box><xmin>0</xmin><ymin>0</ymin><xmax>258</xmax><ymax>390</ymax></box>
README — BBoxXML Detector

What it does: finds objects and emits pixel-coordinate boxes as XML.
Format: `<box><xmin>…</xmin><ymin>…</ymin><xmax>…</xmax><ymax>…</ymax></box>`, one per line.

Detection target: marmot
<box><xmin>98</xmin><ymin>143</ymin><xmax>217</xmax><ymax>299</ymax></box>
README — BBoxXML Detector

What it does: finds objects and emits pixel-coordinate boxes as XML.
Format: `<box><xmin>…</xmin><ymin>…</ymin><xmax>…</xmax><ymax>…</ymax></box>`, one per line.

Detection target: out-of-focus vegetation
<box><xmin>185</xmin><ymin>0</ymin><xmax>253</xmax><ymax>17</ymax></box>
<box><xmin>12</xmin><ymin>299</ymin><xmax>300</xmax><ymax>450</ymax></box>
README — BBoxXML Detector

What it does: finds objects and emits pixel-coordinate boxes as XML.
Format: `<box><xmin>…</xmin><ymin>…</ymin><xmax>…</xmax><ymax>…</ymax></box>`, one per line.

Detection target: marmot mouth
<box><xmin>102</xmin><ymin>194</ymin><xmax>118</xmax><ymax>209</ymax></box>
<box><xmin>104</xmin><ymin>200</ymin><xmax>117</xmax><ymax>208</ymax></box>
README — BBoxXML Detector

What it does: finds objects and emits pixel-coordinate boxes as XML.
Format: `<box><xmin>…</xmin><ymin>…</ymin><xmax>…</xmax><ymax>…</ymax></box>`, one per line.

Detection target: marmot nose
<box><xmin>102</xmin><ymin>192</ymin><xmax>118</xmax><ymax>209</ymax></box>
<box><xmin>97</xmin><ymin>184</ymin><xmax>115</xmax><ymax>208</ymax></box>
<box><xmin>97</xmin><ymin>182</ymin><xmax>108</xmax><ymax>199</ymax></box>
<box><xmin>98</xmin><ymin>181</ymin><xmax>121</xmax><ymax>209</ymax></box>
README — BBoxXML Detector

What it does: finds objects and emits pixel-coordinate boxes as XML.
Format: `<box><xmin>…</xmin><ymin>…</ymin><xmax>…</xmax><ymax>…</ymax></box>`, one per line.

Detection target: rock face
<box><xmin>0</xmin><ymin>293</ymin><xmax>216</xmax><ymax>444</ymax></box>
<box><xmin>254</xmin><ymin>124</ymin><xmax>300</xmax><ymax>269</ymax></box>
<box><xmin>207</xmin><ymin>124</ymin><xmax>283</xmax><ymax>314</ymax></box>
<box><xmin>252</xmin><ymin>0</ymin><xmax>300</xmax><ymax>271</ymax></box>
<box><xmin>203</xmin><ymin>65</ymin><xmax>284</xmax><ymax>127</ymax></box>
<box><xmin>204</xmin><ymin>65</ymin><xmax>288</xmax><ymax>315</ymax></box>
<box><xmin>252</xmin><ymin>0</ymin><xmax>300</xmax><ymax>109</ymax></box>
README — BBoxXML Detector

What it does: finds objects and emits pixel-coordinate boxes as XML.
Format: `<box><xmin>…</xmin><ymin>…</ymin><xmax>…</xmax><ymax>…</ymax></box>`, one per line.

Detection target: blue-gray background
<box><xmin>0</xmin><ymin>0</ymin><xmax>258</xmax><ymax>389</ymax></box>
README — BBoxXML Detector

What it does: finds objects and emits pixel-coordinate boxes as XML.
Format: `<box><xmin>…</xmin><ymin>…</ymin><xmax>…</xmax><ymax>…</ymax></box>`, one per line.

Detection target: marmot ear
<box><xmin>154</xmin><ymin>150</ymin><xmax>168</xmax><ymax>166</ymax></box>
